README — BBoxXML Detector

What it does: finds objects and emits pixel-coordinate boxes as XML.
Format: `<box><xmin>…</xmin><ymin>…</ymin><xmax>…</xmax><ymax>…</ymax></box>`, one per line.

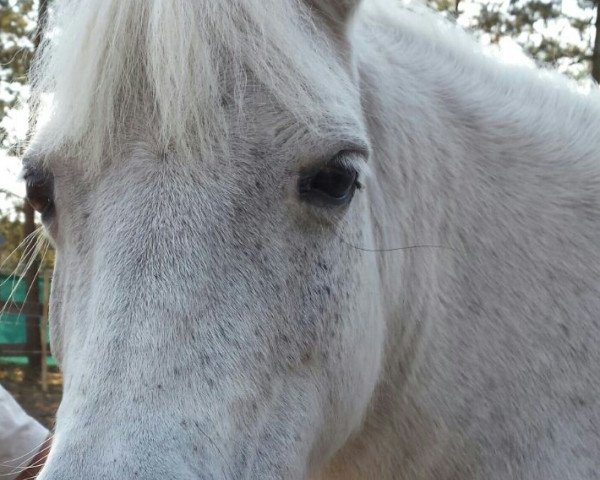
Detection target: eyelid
<box><xmin>299</xmin><ymin>147</ymin><xmax>369</xmax><ymax>177</ymax></box>
<box><xmin>334</xmin><ymin>152</ymin><xmax>371</xmax><ymax>181</ymax></box>
<box><xmin>22</xmin><ymin>164</ymin><xmax>53</xmax><ymax>186</ymax></box>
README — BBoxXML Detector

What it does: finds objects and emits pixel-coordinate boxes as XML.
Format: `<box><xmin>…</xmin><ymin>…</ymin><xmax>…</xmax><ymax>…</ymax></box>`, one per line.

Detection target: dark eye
<box><xmin>298</xmin><ymin>156</ymin><xmax>361</xmax><ymax>207</ymax></box>
<box><xmin>24</xmin><ymin>167</ymin><xmax>55</xmax><ymax>217</ymax></box>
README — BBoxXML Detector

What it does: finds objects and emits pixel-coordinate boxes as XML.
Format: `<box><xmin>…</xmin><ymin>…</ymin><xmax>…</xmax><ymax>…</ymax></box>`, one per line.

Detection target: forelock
<box><xmin>29</xmin><ymin>0</ymin><xmax>359</xmax><ymax>172</ymax></box>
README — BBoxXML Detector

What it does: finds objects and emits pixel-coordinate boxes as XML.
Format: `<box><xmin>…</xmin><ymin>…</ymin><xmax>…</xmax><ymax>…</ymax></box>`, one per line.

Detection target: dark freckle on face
<box><xmin>324</xmin><ymin>285</ymin><xmax>331</xmax><ymax>296</ymax></box>
<box><xmin>199</xmin><ymin>354</ymin><xmax>210</xmax><ymax>367</ymax></box>
<box><xmin>157</xmin><ymin>384</ymin><xmax>162</xmax><ymax>389</ymax></box>
<box><xmin>180</xmin><ymin>420</ymin><xmax>188</xmax><ymax>428</ymax></box>
<box><xmin>206</xmin><ymin>378</ymin><xmax>215</xmax><ymax>389</ymax></box>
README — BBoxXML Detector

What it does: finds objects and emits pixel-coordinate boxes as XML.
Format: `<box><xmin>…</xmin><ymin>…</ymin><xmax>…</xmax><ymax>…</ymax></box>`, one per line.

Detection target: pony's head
<box><xmin>27</xmin><ymin>1</ymin><xmax>387</xmax><ymax>478</ymax></box>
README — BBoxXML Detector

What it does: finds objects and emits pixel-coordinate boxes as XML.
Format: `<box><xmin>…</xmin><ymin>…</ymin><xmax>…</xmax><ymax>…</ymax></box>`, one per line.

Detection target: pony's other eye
<box><xmin>24</xmin><ymin>167</ymin><xmax>55</xmax><ymax>217</ymax></box>
<box><xmin>299</xmin><ymin>155</ymin><xmax>361</xmax><ymax>207</ymax></box>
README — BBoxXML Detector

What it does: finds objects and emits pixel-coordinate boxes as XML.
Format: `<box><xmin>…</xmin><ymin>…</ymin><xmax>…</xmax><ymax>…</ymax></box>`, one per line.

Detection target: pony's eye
<box><xmin>298</xmin><ymin>156</ymin><xmax>361</xmax><ymax>207</ymax></box>
<box><xmin>24</xmin><ymin>168</ymin><xmax>55</xmax><ymax>217</ymax></box>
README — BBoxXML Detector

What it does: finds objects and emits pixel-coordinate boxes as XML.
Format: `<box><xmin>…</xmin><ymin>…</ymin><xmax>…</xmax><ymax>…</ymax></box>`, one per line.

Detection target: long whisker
<box><xmin>0</xmin><ymin>438</ymin><xmax>51</xmax><ymax>468</ymax></box>
<box><xmin>0</xmin><ymin>227</ymin><xmax>43</xmax><ymax>275</ymax></box>
<box><xmin>0</xmin><ymin>228</ymin><xmax>43</xmax><ymax>298</ymax></box>
<box><xmin>0</xmin><ymin>446</ymin><xmax>53</xmax><ymax>480</ymax></box>
<box><xmin>332</xmin><ymin>223</ymin><xmax>457</xmax><ymax>254</ymax></box>
<box><xmin>2</xmin><ymin>234</ymin><xmax>43</xmax><ymax>305</ymax></box>
<box><xmin>0</xmin><ymin>442</ymin><xmax>52</xmax><ymax>472</ymax></box>
<box><xmin>0</xmin><ymin>274</ymin><xmax>37</xmax><ymax>327</ymax></box>
<box><xmin>0</xmin><ymin>230</ymin><xmax>47</xmax><ymax>324</ymax></box>
<box><xmin>0</xmin><ymin>439</ymin><xmax>53</xmax><ymax>477</ymax></box>
<box><xmin>193</xmin><ymin>423</ymin><xmax>236</xmax><ymax>480</ymax></box>
<box><xmin>13</xmin><ymin>241</ymin><xmax>49</xmax><ymax>323</ymax></box>
<box><xmin>0</xmin><ymin>228</ymin><xmax>43</xmax><ymax>287</ymax></box>
<box><xmin>337</xmin><ymin>235</ymin><xmax>456</xmax><ymax>253</ymax></box>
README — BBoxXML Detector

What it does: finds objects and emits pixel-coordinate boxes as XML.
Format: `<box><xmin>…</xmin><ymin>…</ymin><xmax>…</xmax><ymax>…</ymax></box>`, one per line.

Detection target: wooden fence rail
<box><xmin>0</xmin><ymin>300</ymin><xmax>43</xmax><ymax>317</ymax></box>
<box><xmin>0</xmin><ymin>343</ymin><xmax>51</xmax><ymax>355</ymax></box>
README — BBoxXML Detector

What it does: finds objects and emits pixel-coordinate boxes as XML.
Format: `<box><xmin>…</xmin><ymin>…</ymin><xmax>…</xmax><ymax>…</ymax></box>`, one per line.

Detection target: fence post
<box><xmin>40</xmin><ymin>269</ymin><xmax>50</xmax><ymax>392</ymax></box>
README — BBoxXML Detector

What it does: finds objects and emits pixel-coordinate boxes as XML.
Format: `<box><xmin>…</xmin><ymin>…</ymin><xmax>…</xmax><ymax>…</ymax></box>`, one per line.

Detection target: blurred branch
<box><xmin>0</xmin><ymin>188</ymin><xmax>24</xmax><ymax>200</ymax></box>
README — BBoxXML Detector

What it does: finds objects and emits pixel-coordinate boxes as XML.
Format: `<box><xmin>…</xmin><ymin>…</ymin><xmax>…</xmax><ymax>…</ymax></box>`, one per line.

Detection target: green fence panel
<box><xmin>0</xmin><ymin>273</ymin><xmax>53</xmax><ymax>365</ymax></box>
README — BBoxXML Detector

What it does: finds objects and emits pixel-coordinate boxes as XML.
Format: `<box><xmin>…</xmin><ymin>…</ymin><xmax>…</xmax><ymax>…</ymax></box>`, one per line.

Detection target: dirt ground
<box><xmin>0</xmin><ymin>364</ymin><xmax>62</xmax><ymax>429</ymax></box>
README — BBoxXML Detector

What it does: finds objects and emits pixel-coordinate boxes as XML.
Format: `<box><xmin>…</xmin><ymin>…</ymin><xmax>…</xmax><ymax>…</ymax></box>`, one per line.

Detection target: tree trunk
<box><xmin>23</xmin><ymin>0</ymin><xmax>49</xmax><ymax>379</ymax></box>
<box><xmin>592</xmin><ymin>0</ymin><xmax>600</xmax><ymax>83</ymax></box>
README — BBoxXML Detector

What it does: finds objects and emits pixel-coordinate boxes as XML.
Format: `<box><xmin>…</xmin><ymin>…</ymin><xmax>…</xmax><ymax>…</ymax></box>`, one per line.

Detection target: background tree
<box><xmin>1</xmin><ymin>0</ymin><xmax>52</xmax><ymax>277</ymax></box>
<box><xmin>0</xmin><ymin>0</ymin><xmax>35</xmax><ymax>149</ymax></box>
<box><xmin>429</xmin><ymin>0</ymin><xmax>600</xmax><ymax>83</ymax></box>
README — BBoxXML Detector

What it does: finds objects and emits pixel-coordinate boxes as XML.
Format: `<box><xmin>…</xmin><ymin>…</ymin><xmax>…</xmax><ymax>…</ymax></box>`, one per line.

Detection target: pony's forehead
<box><xmin>29</xmin><ymin>0</ymin><xmax>360</xmax><ymax>171</ymax></box>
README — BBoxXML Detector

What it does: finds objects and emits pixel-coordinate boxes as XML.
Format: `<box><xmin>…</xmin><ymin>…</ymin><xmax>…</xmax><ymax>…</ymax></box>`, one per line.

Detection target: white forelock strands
<box><xmin>28</xmin><ymin>0</ymin><xmax>359</xmax><ymax>172</ymax></box>
<box><xmin>28</xmin><ymin>0</ymin><xmax>600</xmax><ymax>173</ymax></box>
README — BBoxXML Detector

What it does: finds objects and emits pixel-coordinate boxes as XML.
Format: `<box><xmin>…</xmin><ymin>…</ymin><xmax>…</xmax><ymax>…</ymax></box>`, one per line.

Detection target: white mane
<box><xmin>29</xmin><ymin>0</ymin><xmax>357</xmax><ymax>170</ymax></box>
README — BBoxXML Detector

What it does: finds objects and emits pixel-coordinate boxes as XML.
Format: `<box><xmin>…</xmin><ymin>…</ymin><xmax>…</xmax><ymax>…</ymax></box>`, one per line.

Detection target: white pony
<box><xmin>22</xmin><ymin>0</ymin><xmax>600</xmax><ymax>478</ymax></box>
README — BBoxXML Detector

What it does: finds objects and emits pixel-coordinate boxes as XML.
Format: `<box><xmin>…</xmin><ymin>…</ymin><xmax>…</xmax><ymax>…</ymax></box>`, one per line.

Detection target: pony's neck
<box><xmin>320</xmin><ymin>7</ymin><xmax>600</xmax><ymax>479</ymax></box>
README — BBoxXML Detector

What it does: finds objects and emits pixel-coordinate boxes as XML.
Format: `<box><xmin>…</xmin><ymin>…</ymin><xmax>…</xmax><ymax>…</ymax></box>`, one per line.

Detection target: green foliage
<box><xmin>0</xmin><ymin>205</ymin><xmax>25</xmax><ymax>273</ymax></box>
<box><xmin>478</xmin><ymin>0</ymin><xmax>594</xmax><ymax>78</ymax></box>
<box><xmin>0</xmin><ymin>0</ymin><xmax>36</xmax><ymax>148</ymax></box>
<box><xmin>1</xmin><ymin>1</ymin><xmax>53</xmax><ymax>278</ymax></box>
<box><xmin>429</xmin><ymin>0</ymin><xmax>599</xmax><ymax>82</ymax></box>
<box><xmin>429</xmin><ymin>0</ymin><xmax>458</xmax><ymax>15</ymax></box>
